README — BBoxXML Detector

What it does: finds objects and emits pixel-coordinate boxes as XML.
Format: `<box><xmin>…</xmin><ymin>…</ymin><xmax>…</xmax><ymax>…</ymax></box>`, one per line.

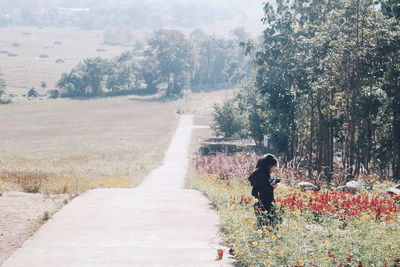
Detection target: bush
<box><xmin>211</xmin><ymin>97</ymin><xmax>248</xmax><ymax>138</ymax></box>
<box><xmin>0</xmin><ymin>78</ymin><xmax>11</xmax><ymax>104</ymax></box>
<box><xmin>27</xmin><ymin>88</ymin><xmax>39</xmax><ymax>98</ymax></box>
<box><xmin>194</xmin><ymin>153</ymin><xmax>258</xmax><ymax>181</ymax></box>
<box><xmin>48</xmin><ymin>89</ymin><xmax>60</xmax><ymax>99</ymax></box>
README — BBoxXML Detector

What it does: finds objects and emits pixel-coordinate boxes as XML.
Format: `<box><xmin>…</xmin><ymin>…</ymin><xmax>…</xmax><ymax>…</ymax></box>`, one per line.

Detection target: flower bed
<box><xmin>190</xmin><ymin>174</ymin><xmax>400</xmax><ymax>266</ymax></box>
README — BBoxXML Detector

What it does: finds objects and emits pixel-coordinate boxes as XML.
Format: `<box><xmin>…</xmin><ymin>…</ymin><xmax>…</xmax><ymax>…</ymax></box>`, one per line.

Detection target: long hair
<box><xmin>256</xmin><ymin>154</ymin><xmax>278</xmax><ymax>172</ymax></box>
<box><xmin>249</xmin><ymin>154</ymin><xmax>278</xmax><ymax>186</ymax></box>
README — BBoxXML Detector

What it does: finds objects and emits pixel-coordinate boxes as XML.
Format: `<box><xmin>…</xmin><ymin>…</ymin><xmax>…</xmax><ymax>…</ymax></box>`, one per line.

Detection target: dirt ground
<box><xmin>0</xmin><ymin>191</ymin><xmax>68</xmax><ymax>264</ymax></box>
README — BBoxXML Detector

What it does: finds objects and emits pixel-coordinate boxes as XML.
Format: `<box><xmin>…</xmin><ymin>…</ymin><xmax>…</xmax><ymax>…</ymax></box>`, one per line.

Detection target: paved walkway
<box><xmin>2</xmin><ymin>115</ymin><xmax>235</xmax><ymax>267</ymax></box>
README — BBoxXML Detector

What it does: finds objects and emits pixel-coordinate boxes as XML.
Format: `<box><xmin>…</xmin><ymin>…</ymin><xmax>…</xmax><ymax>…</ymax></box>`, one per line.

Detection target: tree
<box><xmin>146</xmin><ymin>29</ymin><xmax>195</xmax><ymax>97</ymax></box>
<box><xmin>57</xmin><ymin>57</ymin><xmax>111</xmax><ymax>96</ymax></box>
<box><xmin>211</xmin><ymin>97</ymin><xmax>247</xmax><ymax>138</ymax></box>
<box><xmin>226</xmin><ymin>0</ymin><xmax>400</xmax><ymax>182</ymax></box>
<box><xmin>378</xmin><ymin>0</ymin><xmax>400</xmax><ymax>180</ymax></box>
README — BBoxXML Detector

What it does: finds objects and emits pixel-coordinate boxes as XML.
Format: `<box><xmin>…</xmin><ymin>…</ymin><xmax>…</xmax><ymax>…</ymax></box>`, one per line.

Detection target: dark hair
<box><xmin>256</xmin><ymin>154</ymin><xmax>278</xmax><ymax>173</ymax></box>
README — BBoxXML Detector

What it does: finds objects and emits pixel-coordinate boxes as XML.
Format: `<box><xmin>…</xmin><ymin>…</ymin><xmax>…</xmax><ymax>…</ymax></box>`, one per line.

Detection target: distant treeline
<box><xmin>56</xmin><ymin>28</ymin><xmax>251</xmax><ymax>98</ymax></box>
<box><xmin>0</xmin><ymin>0</ymin><xmax>247</xmax><ymax>29</ymax></box>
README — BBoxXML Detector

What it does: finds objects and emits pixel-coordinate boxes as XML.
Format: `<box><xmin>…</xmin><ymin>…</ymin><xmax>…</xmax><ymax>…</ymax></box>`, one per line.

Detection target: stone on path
<box><xmin>2</xmin><ymin>115</ymin><xmax>235</xmax><ymax>267</ymax></box>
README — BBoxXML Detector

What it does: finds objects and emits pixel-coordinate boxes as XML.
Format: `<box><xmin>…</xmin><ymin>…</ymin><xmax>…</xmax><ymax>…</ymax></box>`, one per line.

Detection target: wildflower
<box><xmin>327</xmin><ymin>251</ymin><xmax>335</xmax><ymax>258</ymax></box>
<box><xmin>264</xmin><ymin>258</ymin><xmax>273</xmax><ymax>264</ymax></box>
<box><xmin>216</xmin><ymin>249</ymin><xmax>223</xmax><ymax>260</ymax></box>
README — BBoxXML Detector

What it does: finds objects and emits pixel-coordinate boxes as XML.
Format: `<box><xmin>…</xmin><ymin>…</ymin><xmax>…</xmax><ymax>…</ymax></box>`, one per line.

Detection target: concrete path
<box><xmin>2</xmin><ymin>115</ymin><xmax>235</xmax><ymax>267</ymax></box>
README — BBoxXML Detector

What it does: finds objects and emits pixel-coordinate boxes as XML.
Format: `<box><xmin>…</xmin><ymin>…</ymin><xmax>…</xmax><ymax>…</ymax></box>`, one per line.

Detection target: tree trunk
<box><xmin>308</xmin><ymin>93</ymin><xmax>315</xmax><ymax>178</ymax></box>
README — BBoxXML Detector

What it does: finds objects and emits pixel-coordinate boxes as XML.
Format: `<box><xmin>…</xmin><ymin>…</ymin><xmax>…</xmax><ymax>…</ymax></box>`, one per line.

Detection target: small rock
<box><xmin>298</xmin><ymin>181</ymin><xmax>319</xmax><ymax>191</ymax></box>
<box><xmin>345</xmin><ymin>180</ymin><xmax>373</xmax><ymax>191</ymax></box>
<box><xmin>387</xmin><ymin>184</ymin><xmax>400</xmax><ymax>195</ymax></box>
<box><xmin>336</xmin><ymin>185</ymin><xmax>357</xmax><ymax>193</ymax></box>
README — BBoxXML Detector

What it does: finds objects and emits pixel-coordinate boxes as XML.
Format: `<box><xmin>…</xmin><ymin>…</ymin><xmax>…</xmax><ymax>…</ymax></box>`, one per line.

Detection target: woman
<box><xmin>248</xmin><ymin>154</ymin><xmax>280</xmax><ymax>227</ymax></box>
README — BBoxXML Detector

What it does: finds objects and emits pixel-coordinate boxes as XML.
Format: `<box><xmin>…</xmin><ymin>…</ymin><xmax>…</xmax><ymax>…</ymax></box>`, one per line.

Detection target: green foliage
<box><xmin>0</xmin><ymin>78</ymin><xmax>5</xmax><ymax>98</ymax></box>
<box><xmin>223</xmin><ymin>0</ymin><xmax>400</xmax><ymax>181</ymax></box>
<box><xmin>57</xmin><ymin>57</ymin><xmax>111</xmax><ymax>97</ymax></box>
<box><xmin>190</xmin><ymin>175</ymin><xmax>400</xmax><ymax>267</ymax></box>
<box><xmin>211</xmin><ymin>97</ymin><xmax>247</xmax><ymax>138</ymax></box>
<box><xmin>0</xmin><ymin>77</ymin><xmax>11</xmax><ymax>104</ymax></box>
<box><xmin>27</xmin><ymin>87</ymin><xmax>39</xmax><ymax>98</ymax></box>
<box><xmin>146</xmin><ymin>29</ymin><xmax>194</xmax><ymax>97</ymax></box>
<box><xmin>190</xmin><ymin>28</ymin><xmax>251</xmax><ymax>90</ymax></box>
<box><xmin>48</xmin><ymin>89</ymin><xmax>60</xmax><ymax>99</ymax></box>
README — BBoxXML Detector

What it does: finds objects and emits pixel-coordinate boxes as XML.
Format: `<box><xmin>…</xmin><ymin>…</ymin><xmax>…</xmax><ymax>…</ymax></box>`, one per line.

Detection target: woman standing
<box><xmin>248</xmin><ymin>154</ymin><xmax>281</xmax><ymax>227</ymax></box>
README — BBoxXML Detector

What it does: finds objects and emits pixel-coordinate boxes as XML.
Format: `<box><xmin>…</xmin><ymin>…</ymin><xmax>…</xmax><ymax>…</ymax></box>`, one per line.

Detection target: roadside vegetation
<box><xmin>211</xmin><ymin>0</ymin><xmax>400</xmax><ymax>183</ymax></box>
<box><xmin>189</xmin><ymin>154</ymin><xmax>400</xmax><ymax>266</ymax></box>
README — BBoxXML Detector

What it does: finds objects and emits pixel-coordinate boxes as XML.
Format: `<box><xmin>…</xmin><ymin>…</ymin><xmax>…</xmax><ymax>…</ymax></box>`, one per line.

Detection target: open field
<box><xmin>0</xmin><ymin>96</ymin><xmax>179</xmax><ymax>194</ymax></box>
<box><xmin>0</xmin><ymin>27</ymin><xmax>130</xmax><ymax>95</ymax></box>
<box><xmin>0</xmin><ymin>88</ymin><xmax>233</xmax><ymax>264</ymax></box>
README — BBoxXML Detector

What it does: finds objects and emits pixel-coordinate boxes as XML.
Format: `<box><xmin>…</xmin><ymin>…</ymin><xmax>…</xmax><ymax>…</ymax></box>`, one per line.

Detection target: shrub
<box><xmin>27</xmin><ymin>88</ymin><xmax>39</xmax><ymax>98</ymax></box>
<box><xmin>12</xmin><ymin>42</ymin><xmax>20</xmax><ymax>47</ymax></box>
<box><xmin>211</xmin><ymin>97</ymin><xmax>248</xmax><ymax>138</ymax></box>
<box><xmin>39</xmin><ymin>54</ymin><xmax>49</xmax><ymax>59</ymax></box>
<box><xmin>7</xmin><ymin>53</ymin><xmax>18</xmax><ymax>57</ymax></box>
<box><xmin>0</xmin><ymin>78</ymin><xmax>11</xmax><ymax>104</ymax></box>
<box><xmin>48</xmin><ymin>89</ymin><xmax>60</xmax><ymax>99</ymax></box>
<box><xmin>194</xmin><ymin>153</ymin><xmax>258</xmax><ymax>181</ymax></box>
<box><xmin>55</xmin><ymin>58</ymin><xmax>65</xmax><ymax>64</ymax></box>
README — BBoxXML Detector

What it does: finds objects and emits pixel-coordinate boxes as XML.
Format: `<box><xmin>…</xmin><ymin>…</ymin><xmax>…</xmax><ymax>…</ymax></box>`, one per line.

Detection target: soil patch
<box><xmin>0</xmin><ymin>191</ymin><xmax>68</xmax><ymax>264</ymax></box>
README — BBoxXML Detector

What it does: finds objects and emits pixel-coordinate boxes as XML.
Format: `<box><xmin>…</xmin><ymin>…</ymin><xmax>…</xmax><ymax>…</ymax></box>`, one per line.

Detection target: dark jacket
<box><xmin>248</xmin><ymin>169</ymin><xmax>275</xmax><ymax>212</ymax></box>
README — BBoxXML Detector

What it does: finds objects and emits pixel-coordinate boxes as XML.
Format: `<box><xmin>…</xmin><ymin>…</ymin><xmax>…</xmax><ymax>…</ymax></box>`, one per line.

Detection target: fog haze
<box><xmin>0</xmin><ymin>0</ymin><xmax>266</xmax><ymax>34</ymax></box>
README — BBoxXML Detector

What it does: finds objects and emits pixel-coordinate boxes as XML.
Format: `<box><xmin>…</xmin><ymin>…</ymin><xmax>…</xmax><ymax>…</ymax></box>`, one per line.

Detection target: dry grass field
<box><xmin>0</xmin><ymin>87</ymin><xmax>232</xmax><ymax>264</ymax></box>
<box><xmin>0</xmin><ymin>89</ymin><xmax>233</xmax><ymax>195</ymax></box>
<box><xmin>0</xmin><ymin>27</ymin><xmax>129</xmax><ymax>95</ymax></box>
<box><xmin>0</xmin><ymin>96</ymin><xmax>179</xmax><ymax>195</ymax></box>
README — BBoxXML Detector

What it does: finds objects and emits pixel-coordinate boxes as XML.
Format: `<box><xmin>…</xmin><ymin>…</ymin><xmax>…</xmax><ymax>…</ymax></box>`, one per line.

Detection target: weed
<box><xmin>41</xmin><ymin>211</ymin><xmax>50</xmax><ymax>222</ymax></box>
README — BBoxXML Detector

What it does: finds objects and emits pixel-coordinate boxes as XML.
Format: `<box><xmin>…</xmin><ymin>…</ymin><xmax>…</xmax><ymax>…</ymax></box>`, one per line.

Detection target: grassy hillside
<box><xmin>0</xmin><ymin>27</ymin><xmax>129</xmax><ymax>95</ymax></box>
